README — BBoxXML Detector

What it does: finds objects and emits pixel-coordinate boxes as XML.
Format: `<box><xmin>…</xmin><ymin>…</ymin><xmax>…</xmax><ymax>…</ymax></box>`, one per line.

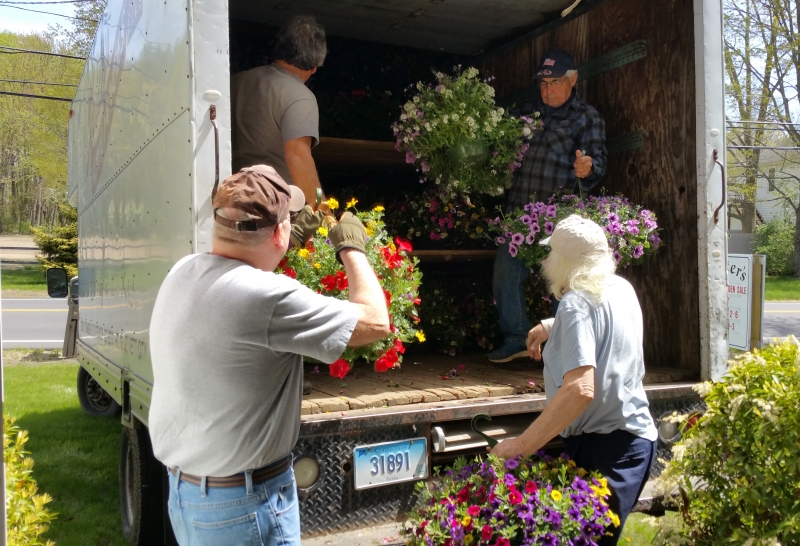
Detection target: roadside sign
<box><xmin>728</xmin><ymin>254</ymin><xmax>752</xmax><ymax>350</ymax></box>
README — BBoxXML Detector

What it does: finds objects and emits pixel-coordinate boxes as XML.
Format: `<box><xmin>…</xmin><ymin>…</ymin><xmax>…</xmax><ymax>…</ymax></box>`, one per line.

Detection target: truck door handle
<box><xmin>712</xmin><ymin>149</ymin><xmax>725</xmax><ymax>225</ymax></box>
<box><xmin>210</xmin><ymin>105</ymin><xmax>220</xmax><ymax>199</ymax></box>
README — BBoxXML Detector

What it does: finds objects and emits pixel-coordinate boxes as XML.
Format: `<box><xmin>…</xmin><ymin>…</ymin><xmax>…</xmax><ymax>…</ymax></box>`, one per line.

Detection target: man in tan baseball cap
<box><xmin>148</xmin><ymin>165</ymin><xmax>390</xmax><ymax>545</ymax></box>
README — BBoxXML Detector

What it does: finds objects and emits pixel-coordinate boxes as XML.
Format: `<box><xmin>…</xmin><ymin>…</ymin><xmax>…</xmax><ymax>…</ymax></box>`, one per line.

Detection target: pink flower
<box><xmin>481</xmin><ymin>525</ymin><xmax>493</xmax><ymax>540</ymax></box>
<box><xmin>467</xmin><ymin>505</ymin><xmax>481</xmax><ymax>517</ymax></box>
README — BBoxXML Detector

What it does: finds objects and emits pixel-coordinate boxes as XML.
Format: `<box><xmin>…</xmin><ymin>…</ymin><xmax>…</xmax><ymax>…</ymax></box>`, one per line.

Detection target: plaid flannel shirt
<box><xmin>506</xmin><ymin>91</ymin><xmax>607</xmax><ymax>210</ymax></box>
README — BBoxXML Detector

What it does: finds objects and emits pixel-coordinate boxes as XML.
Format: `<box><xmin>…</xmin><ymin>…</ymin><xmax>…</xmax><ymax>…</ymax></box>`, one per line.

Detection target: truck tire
<box><xmin>77</xmin><ymin>366</ymin><xmax>121</xmax><ymax>417</ymax></box>
<box><xmin>119</xmin><ymin>427</ymin><xmax>175</xmax><ymax>545</ymax></box>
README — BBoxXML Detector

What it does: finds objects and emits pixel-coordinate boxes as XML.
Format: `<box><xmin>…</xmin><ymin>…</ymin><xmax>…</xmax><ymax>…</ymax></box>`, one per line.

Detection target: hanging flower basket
<box><xmin>392</xmin><ymin>67</ymin><xmax>543</xmax><ymax>197</ymax></box>
<box><xmin>487</xmin><ymin>191</ymin><xmax>663</xmax><ymax>269</ymax></box>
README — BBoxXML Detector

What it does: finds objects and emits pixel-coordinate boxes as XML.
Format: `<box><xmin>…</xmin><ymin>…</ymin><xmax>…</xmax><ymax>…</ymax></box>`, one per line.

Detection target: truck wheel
<box><xmin>77</xmin><ymin>367</ymin><xmax>121</xmax><ymax>417</ymax></box>
<box><xmin>119</xmin><ymin>427</ymin><xmax>172</xmax><ymax>545</ymax></box>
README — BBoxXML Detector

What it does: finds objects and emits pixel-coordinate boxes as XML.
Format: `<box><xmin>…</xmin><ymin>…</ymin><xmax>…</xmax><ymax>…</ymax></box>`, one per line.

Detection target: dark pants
<box><xmin>562</xmin><ymin>429</ymin><xmax>657</xmax><ymax>546</ymax></box>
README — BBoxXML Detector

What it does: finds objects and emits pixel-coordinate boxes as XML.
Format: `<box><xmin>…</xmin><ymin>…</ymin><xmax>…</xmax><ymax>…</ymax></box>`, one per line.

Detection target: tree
<box><xmin>724</xmin><ymin>0</ymin><xmax>800</xmax><ymax>277</ymax></box>
<box><xmin>48</xmin><ymin>0</ymin><xmax>106</xmax><ymax>57</ymax></box>
<box><xmin>31</xmin><ymin>202</ymin><xmax>77</xmax><ymax>277</ymax></box>
<box><xmin>0</xmin><ymin>0</ymin><xmax>105</xmax><ymax>234</ymax></box>
<box><xmin>724</xmin><ymin>0</ymin><xmax>780</xmax><ymax>233</ymax></box>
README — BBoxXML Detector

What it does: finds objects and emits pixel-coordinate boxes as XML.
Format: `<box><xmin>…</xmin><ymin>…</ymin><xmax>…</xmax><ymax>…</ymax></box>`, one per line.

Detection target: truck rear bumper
<box><xmin>295</xmin><ymin>384</ymin><xmax>703</xmax><ymax>537</ymax></box>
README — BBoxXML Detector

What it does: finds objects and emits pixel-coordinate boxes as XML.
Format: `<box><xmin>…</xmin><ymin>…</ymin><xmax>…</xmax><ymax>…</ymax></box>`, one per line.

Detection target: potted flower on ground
<box><xmin>405</xmin><ymin>453</ymin><xmax>619</xmax><ymax>545</ymax></box>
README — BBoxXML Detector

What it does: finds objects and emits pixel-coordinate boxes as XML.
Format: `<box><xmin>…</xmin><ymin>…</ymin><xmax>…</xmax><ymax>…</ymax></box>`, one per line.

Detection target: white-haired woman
<box><xmin>491</xmin><ymin>214</ymin><xmax>658</xmax><ymax>545</ymax></box>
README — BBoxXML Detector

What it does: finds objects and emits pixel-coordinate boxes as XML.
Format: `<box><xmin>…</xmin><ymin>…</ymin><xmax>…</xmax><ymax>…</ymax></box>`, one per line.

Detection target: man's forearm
<box><xmin>285</xmin><ymin>146</ymin><xmax>322</xmax><ymax>205</ymax></box>
<box><xmin>340</xmin><ymin>249</ymin><xmax>390</xmax><ymax>345</ymax></box>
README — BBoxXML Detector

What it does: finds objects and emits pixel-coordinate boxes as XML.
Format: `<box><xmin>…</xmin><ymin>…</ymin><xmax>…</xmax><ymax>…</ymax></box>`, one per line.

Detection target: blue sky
<box><xmin>0</xmin><ymin>3</ymin><xmax>77</xmax><ymax>35</ymax></box>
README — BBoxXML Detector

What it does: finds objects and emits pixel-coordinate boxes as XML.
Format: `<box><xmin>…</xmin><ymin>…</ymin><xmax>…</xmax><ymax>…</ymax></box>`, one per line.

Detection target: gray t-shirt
<box><xmin>231</xmin><ymin>64</ymin><xmax>320</xmax><ymax>184</ymax></box>
<box><xmin>542</xmin><ymin>276</ymin><xmax>658</xmax><ymax>441</ymax></box>
<box><xmin>148</xmin><ymin>254</ymin><xmax>358</xmax><ymax>477</ymax></box>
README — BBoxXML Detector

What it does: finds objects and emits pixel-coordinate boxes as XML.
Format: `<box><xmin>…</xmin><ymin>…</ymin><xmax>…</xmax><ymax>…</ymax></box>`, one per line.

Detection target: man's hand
<box><xmin>328</xmin><ymin>212</ymin><xmax>368</xmax><ymax>262</ymax></box>
<box><xmin>527</xmin><ymin>323</ymin><xmax>549</xmax><ymax>360</ymax></box>
<box><xmin>489</xmin><ymin>437</ymin><xmax>526</xmax><ymax>459</ymax></box>
<box><xmin>290</xmin><ymin>205</ymin><xmax>325</xmax><ymax>248</ymax></box>
<box><xmin>574</xmin><ymin>150</ymin><xmax>593</xmax><ymax>178</ymax></box>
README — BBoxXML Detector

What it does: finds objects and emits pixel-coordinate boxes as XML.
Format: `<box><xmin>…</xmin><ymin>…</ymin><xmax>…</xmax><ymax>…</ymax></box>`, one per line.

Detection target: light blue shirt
<box><xmin>542</xmin><ymin>275</ymin><xmax>658</xmax><ymax>441</ymax></box>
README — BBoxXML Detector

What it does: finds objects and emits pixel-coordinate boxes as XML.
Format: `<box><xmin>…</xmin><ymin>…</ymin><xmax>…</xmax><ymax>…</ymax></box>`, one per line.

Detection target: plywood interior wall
<box><xmin>480</xmin><ymin>0</ymin><xmax>699</xmax><ymax>371</ymax></box>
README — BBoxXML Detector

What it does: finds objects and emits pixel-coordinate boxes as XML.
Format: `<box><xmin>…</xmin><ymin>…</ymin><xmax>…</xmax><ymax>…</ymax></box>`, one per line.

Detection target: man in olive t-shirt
<box><xmin>231</xmin><ymin>15</ymin><xmax>327</xmax><ymax>206</ymax></box>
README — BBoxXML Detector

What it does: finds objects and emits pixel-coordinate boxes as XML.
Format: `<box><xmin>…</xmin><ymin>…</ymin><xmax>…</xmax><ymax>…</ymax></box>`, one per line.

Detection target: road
<box><xmin>762</xmin><ymin>302</ymin><xmax>800</xmax><ymax>341</ymax></box>
<box><xmin>0</xmin><ymin>299</ymin><xmax>799</xmax><ymax>351</ymax></box>
<box><xmin>1</xmin><ymin>298</ymin><xmax>67</xmax><ymax>349</ymax></box>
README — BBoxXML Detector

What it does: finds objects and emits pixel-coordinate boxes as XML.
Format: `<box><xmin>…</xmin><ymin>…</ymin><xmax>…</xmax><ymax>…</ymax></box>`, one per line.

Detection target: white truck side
<box><xmin>64</xmin><ymin>0</ymin><xmax>728</xmax><ymax>543</ymax></box>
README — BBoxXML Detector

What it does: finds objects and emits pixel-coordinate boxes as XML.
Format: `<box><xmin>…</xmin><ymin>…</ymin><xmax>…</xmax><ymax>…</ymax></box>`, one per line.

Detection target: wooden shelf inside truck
<box><xmin>313</xmin><ymin>137</ymin><xmax>410</xmax><ymax>170</ymax></box>
<box><xmin>410</xmin><ymin>250</ymin><xmax>497</xmax><ymax>262</ymax></box>
<box><xmin>300</xmin><ymin>355</ymin><xmax>698</xmax><ymax>415</ymax></box>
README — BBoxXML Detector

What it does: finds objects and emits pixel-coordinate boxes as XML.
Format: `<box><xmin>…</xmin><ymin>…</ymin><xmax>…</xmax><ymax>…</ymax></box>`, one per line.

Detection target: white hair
<box><xmin>212</xmin><ymin>207</ymin><xmax>275</xmax><ymax>248</ymax></box>
<box><xmin>542</xmin><ymin>248</ymin><xmax>616</xmax><ymax>303</ymax></box>
<box><xmin>566</xmin><ymin>69</ymin><xmax>577</xmax><ymax>80</ymax></box>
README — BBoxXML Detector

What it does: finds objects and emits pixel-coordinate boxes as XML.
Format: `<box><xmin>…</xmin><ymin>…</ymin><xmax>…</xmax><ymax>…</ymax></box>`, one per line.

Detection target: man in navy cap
<box><xmin>487</xmin><ymin>49</ymin><xmax>607</xmax><ymax>363</ymax></box>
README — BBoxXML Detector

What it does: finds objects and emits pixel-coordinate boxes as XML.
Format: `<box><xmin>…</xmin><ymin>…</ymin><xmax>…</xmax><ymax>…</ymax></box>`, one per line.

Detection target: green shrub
<box><xmin>753</xmin><ymin>218</ymin><xmax>795</xmax><ymax>276</ymax></box>
<box><xmin>31</xmin><ymin>203</ymin><xmax>77</xmax><ymax>279</ymax></box>
<box><xmin>660</xmin><ymin>339</ymin><xmax>800</xmax><ymax>545</ymax></box>
<box><xmin>5</xmin><ymin>414</ymin><xmax>57</xmax><ymax>546</ymax></box>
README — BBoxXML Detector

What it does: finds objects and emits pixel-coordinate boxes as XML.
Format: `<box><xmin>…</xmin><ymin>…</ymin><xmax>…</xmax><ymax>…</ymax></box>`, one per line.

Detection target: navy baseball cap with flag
<box><xmin>532</xmin><ymin>49</ymin><xmax>576</xmax><ymax>79</ymax></box>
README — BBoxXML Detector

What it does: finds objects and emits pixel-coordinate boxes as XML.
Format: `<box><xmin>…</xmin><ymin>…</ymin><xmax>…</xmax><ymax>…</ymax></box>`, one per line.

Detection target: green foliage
<box><xmin>661</xmin><ymin>338</ymin><xmax>800</xmax><ymax>545</ymax></box>
<box><xmin>1</xmin><ymin>267</ymin><xmax>47</xmax><ymax>292</ymax></box>
<box><xmin>5</xmin><ymin>414</ymin><xmax>57</xmax><ymax>546</ymax></box>
<box><xmin>30</xmin><ymin>203</ymin><xmax>77</xmax><ymax>278</ymax></box>
<box><xmin>764</xmin><ymin>276</ymin><xmax>800</xmax><ymax>301</ymax></box>
<box><xmin>0</xmin><ymin>31</ymin><xmax>83</xmax><ymax>233</ymax></box>
<box><xmin>4</xmin><ymin>362</ymin><xmax>126</xmax><ymax>545</ymax></box>
<box><xmin>753</xmin><ymin>217</ymin><xmax>795</xmax><ymax>276</ymax></box>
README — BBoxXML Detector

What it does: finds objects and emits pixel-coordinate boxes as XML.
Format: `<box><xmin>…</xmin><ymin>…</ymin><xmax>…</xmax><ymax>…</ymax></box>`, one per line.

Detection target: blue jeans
<box><xmin>493</xmin><ymin>243</ymin><xmax>532</xmax><ymax>345</ymax></box>
<box><xmin>562</xmin><ymin>430</ymin><xmax>657</xmax><ymax>546</ymax></box>
<box><xmin>167</xmin><ymin>467</ymin><xmax>301</xmax><ymax>546</ymax></box>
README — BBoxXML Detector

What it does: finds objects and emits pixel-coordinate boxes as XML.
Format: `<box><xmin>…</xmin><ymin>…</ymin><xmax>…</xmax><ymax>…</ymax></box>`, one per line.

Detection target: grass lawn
<box><xmin>4</xmin><ymin>352</ymin><xmax>127</xmax><ymax>546</ymax></box>
<box><xmin>765</xmin><ymin>276</ymin><xmax>800</xmax><ymax>301</ymax></box>
<box><xmin>1</xmin><ymin>265</ymin><xmax>47</xmax><ymax>292</ymax></box>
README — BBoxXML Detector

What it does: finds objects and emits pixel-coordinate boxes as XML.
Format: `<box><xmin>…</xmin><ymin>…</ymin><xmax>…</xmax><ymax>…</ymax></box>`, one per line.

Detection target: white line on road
<box><xmin>2</xmin><ymin>309</ymin><xmax>67</xmax><ymax>312</ymax></box>
<box><xmin>2</xmin><ymin>340</ymin><xmax>63</xmax><ymax>343</ymax></box>
<box><xmin>1</xmin><ymin>299</ymin><xmax>57</xmax><ymax>301</ymax></box>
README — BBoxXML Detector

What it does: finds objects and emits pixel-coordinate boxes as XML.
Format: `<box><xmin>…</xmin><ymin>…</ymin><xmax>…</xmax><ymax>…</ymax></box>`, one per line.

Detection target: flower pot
<box><xmin>447</xmin><ymin>138</ymin><xmax>489</xmax><ymax>168</ymax></box>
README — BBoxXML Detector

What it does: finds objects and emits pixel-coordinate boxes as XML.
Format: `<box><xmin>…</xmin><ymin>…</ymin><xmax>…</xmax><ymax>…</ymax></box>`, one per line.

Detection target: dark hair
<box><xmin>272</xmin><ymin>15</ymin><xmax>327</xmax><ymax>70</ymax></box>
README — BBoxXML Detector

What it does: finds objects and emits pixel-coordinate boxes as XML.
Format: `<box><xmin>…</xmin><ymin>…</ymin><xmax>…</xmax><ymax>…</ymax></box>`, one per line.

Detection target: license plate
<box><xmin>353</xmin><ymin>437</ymin><xmax>428</xmax><ymax>490</ymax></box>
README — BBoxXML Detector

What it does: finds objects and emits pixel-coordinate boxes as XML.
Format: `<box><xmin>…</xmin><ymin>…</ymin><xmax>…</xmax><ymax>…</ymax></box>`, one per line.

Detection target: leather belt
<box><xmin>170</xmin><ymin>454</ymin><xmax>292</xmax><ymax>488</ymax></box>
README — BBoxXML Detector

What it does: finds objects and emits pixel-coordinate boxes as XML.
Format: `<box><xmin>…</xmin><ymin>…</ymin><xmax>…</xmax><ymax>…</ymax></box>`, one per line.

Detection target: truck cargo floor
<box><xmin>301</xmin><ymin>354</ymin><xmax>697</xmax><ymax>415</ymax></box>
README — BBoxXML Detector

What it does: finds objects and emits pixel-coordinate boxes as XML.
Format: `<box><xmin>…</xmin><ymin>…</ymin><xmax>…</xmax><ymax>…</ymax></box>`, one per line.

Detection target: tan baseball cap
<box><xmin>540</xmin><ymin>214</ymin><xmax>609</xmax><ymax>260</ymax></box>
<box><xmin>212</xmin><ymin>165</ymin><xmax>305</xmax><ymax>231</ymax></box>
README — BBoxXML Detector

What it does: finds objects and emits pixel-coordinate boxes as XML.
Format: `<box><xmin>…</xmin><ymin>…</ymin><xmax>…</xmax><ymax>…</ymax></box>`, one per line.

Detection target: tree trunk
<box><xmin>741</xmin><ymin>201</ymin><xmax>758</xmax><ymax>233</ymax></box>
